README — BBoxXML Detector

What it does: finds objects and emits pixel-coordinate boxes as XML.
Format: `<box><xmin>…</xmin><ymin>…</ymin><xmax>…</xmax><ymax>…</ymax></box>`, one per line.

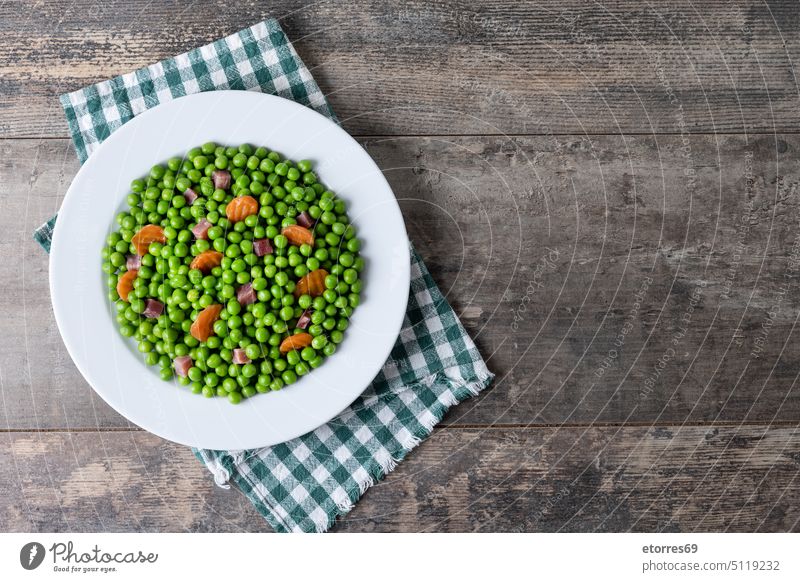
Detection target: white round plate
<box><xmin>50</xmin><ymin>91</ymin><xmax>409</xmax><ymax>450</ymax></box>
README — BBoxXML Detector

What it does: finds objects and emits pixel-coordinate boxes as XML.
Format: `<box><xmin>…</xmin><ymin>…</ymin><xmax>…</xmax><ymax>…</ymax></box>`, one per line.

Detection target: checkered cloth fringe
<box><xmin>35</xmin><ymin>18</ymin><xmax>493</xmax><ymax>532</ymax></box>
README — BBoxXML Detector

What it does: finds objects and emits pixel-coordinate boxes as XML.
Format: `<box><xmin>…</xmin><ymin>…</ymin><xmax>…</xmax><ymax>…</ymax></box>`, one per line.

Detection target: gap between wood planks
<box><xmin>4</xmin><ymin>131</ymin><xmax>800</xmax><ymax>140</ymax></box>
<box><xmin>1</xmin><ymin>421</ymin><xmax>799</xmax><ymax>433</ymax></box>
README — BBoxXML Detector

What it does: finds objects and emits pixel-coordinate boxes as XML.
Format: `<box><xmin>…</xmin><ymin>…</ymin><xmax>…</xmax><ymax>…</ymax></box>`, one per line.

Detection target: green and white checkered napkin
<box><xmin>35</xmin><ymin>18</ymin><xmax>493</xmax><ymax>532</ymax></box>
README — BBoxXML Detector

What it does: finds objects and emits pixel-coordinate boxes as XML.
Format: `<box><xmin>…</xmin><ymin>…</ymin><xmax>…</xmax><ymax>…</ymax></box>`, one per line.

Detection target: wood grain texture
<box><xmin>0</xmin><ymin>0</ymin><xmax>799</xmax><ymax>137</ymax></box>
<box><xmin>2</xmin><ymin>0</ymin><xmax>800</xmax><ymax>533</ymax></box>
<box><xmin>3</xmin><ymin>135</ymin><xmax>800</xmax><ymax>429</ymax></box>
<box><xmin>1</xmin><ymin>427</ymin><xmax>797</xmax><ymax>532</ymax></box>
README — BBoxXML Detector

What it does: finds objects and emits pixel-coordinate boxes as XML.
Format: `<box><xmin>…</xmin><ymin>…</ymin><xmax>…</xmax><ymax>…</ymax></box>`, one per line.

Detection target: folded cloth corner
<box><xmin>37</xmin><ymin>17</ymin><xmax>494</xmax><ymax>533</ymax></box>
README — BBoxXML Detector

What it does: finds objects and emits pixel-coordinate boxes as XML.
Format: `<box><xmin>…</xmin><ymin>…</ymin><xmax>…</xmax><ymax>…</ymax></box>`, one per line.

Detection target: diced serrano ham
<box><xmin>143</xmin><ymin>299</ymin><xmax>164</xmax><ymax>318</ymax></box>
<box><xmin>296</xmin><ymin>211</ymin><xmax>313</xmax><ymax>228</ymax></box>
<box><xmin>296</xmin><ymin>310</ymin><xmax>312</xmax><ymax>330</ymax></box>
<box><xmin>236</xmin><ymin>282</ymin><xmax>256</xmax><ymax>306</ymax></box>
<box><xmin>173</xmin><ymin>356</ymin><xmax>193</xmax><ymax>377</ymax></box>
<box><xmin>212</xmin><ymin>170</ymin><xmax>231</xmax><ymax>190</ymax></box>
<box><xmin>232</xmin><ymin>348</ymin><xmax>251</xmax><ymax>365</ymax></box>
<box><xmin>126</xmin><ymin>255</ymin><xmax>141</xmax><ymax>270</ymax></box>
<box><xmin>253</xmin><ymin>238</ymin><xmax>273</xmax><ymax>257</ymax></box>
<box><xmin>191</xmin><ymin>218</ymin><xmax>212</xmax><ymax>240</ymax></box>
<box><xmin>183</xmin><ymin>188</ymin><xmax>199</xmax><ymax>205</ymax></box>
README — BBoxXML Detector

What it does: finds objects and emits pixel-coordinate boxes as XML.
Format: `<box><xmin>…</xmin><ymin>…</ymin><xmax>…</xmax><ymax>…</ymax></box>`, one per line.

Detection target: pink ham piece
<box><xmin>212</xmin><ymin>170</ymin><xmax>231</xmax><ymax>190</ymax></box>
<box><xmin>253</xmin><ymin>238</ymin><xmax>273</xmax><ymax>257</ymax></box>
<box><xmin>191</xmin><ymin>218</ymin><xmax>212</xmax><ymax>240</ymax></box>
<box><xmin>143</xmin><ymin>299</ymin><xmax>164</xmax><ymax>318</ymax></box>
<box><xmin>173</xmin><ymin>355</ymin><xmax>193</xmax><ymax>377</ymax></box>
<box><xmin>236</xmin><ymin>282</ymin><xmax>257</xmax><ymax>306</ymax></box>
<box><xmin>232</xmin><ymin>348</ymin><xmax>251</xmax><ymax>365</ymax></box>
<box><xmin>126</xmin><ymin>255</ymin><xmax>141</xmax><ymax>270</ymax></box>
<box><xmin>296</xmin><ymin>211</ymin><xmax>313</xmax><ymax>228</ymax></box>
<box><xmin>296</xmin><ymin>310</ymin><xmax>312</xmax><ymax>330</ymax></box>
<box><xmin>183</xmin><ymin>188</ymin><xmax>199</xmax><ymax>205</ymax></box>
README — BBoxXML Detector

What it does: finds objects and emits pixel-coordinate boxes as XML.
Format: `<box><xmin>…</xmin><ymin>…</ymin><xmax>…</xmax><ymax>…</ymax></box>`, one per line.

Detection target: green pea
<box><xmin>109</xmin><ymin>252</ymin><xmax>126</xmax><ymax>267</ymax></box>
<box><xmin>285</xmin><ymin>350</ymin><xmax>300</xmax><ymax>367</ymax></box>
<box><xmin>111</xmin><ymin>145</ymin><xmax>361</xmax><ymax>403</ymax></box>
<box><xmin>339</xmin><ymin>253</ymin><xmax>354</xmax><ymax>267</ymax></box>
<box><xmin>297</xmin><ymin>294</ymin><xmax>312</xmax><ymax>310</ymax></box>
<box><xmin>322</xmin><ymin>289</ymin><xmax>336</xmax><ymax>304</ymax></box>
<box><xmin>343</xmin><ymin>268</ymin><xmax>358</xmax><ymax>285</ymax></box>
<box><xmin>244</xmin><ymin>344</ymin><xmax>260</xmax><ymax>360</ymax></box>
<box><xmin>213</xmin><ymin>319</ymin><xmax>229</xmax><ymax>337</ymax></box>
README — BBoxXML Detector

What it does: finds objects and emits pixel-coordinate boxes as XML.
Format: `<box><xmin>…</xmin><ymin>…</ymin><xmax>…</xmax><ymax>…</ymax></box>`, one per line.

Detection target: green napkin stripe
<box><xmin>35</xmin><ymin>19</ymin><xmax>335</xmax><ymax>251</ymax></box>
<box><xmin>200</xmin><ymin>250</ymin><xmax>493</xmax><ymax>532</ymax></box>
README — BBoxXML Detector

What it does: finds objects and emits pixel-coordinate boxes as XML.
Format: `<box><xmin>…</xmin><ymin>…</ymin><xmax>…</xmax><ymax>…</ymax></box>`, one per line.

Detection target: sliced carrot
<box><xmin>294</xmin><ymin>269</ymin><xmax>329</xmax><ymax>298</ymax></box>
<box><xmin>279</xmin><ymin>333</ymin><xmax>313</xmax><ymax>354</ymax></box>
<box><xmin>131</xmin><ymin>224</ymin><xmax>166</xmax><ymax>255</ymax></box>
<box><xmin>190</xmin><ymin>304</ymin><xmax>222</xmax><ymax>342</ymax></box>
<box><xmin>225</xmin><ymin>195</ymin><xmax>259</xmax><ymax>223</ymax></box>
<box><xmin>189</xmin><ymin>250</ymin><xmax>223</xmax><ymax>273</ymax></box>
<box><xmin>116</xmin><ymin>269</ymin><xmax>138</xmax><ymax>302</ymax></box>
<box><xmin>282</xmin><ymin>224</ymin><xmax>314</xmax><ymax>247</ymax></box>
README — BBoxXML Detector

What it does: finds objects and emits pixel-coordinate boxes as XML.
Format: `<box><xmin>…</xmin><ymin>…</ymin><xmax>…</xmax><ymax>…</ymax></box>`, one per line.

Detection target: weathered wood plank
<box><xmin>0</xmin><ymin>0</ymin><xmax>798</xmax><ymax>137</ymax></box>
<box><xmin>3</xmin><ymin>134</ymin><xmax>800</xmax><ymax>428</ymax></box>
<box><xmin>0</xmin><ymin>427</ymin><xmax>797</xmax><ymax>532</ymax></box>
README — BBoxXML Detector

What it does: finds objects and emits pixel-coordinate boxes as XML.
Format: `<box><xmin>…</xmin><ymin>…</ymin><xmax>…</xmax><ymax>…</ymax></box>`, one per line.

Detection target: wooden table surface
<box><xmin>2</xmin><ymin>0</ymin><xmax>799</xmax><ymax>532</ymax></box>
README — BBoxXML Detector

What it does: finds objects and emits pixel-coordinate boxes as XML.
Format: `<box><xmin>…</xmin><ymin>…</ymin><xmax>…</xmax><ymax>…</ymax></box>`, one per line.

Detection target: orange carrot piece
<box><xmin>294</xmin><ymin>269</ymin><xmax>329</xmax><ymax>298</ymax></box>
<box><xmin>190</xmin><ymin>304</ymin><xmax>222</xmax><ymax>342</ymax></box>
<box><xmin>279</xmin><ymin>333</ymin><xmax>313</xmax><ymax>354</ymax></box>
<box><xmin>225</xmin><ymin>195</ymin><xmax>259</xmax><ymax>223</ymax></box>
<box><xmin>116</xmin><ymin>269</ymin><xmax>138</xmax><ymax>302</ymax></box>
<box><xmin>131</xmin><ymin>224</ymin><xmax>166</xmax><ymax>255</ymax></box>
<box><xmin>282</xmin><ymin>224</ymin><xmax>314</xmax><ymax>247</ymax></box>
<box><xmin>189</xmin><ymin>250</ymin><xmax>223</xmax><ymax>273</ymax></box>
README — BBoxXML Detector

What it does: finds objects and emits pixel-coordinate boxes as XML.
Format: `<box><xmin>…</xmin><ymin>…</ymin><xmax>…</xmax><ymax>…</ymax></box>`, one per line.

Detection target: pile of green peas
<box><xmin>102</xmin><ymin>142</ymin><xmax>364</xmax><ymax>404</ymax></box>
